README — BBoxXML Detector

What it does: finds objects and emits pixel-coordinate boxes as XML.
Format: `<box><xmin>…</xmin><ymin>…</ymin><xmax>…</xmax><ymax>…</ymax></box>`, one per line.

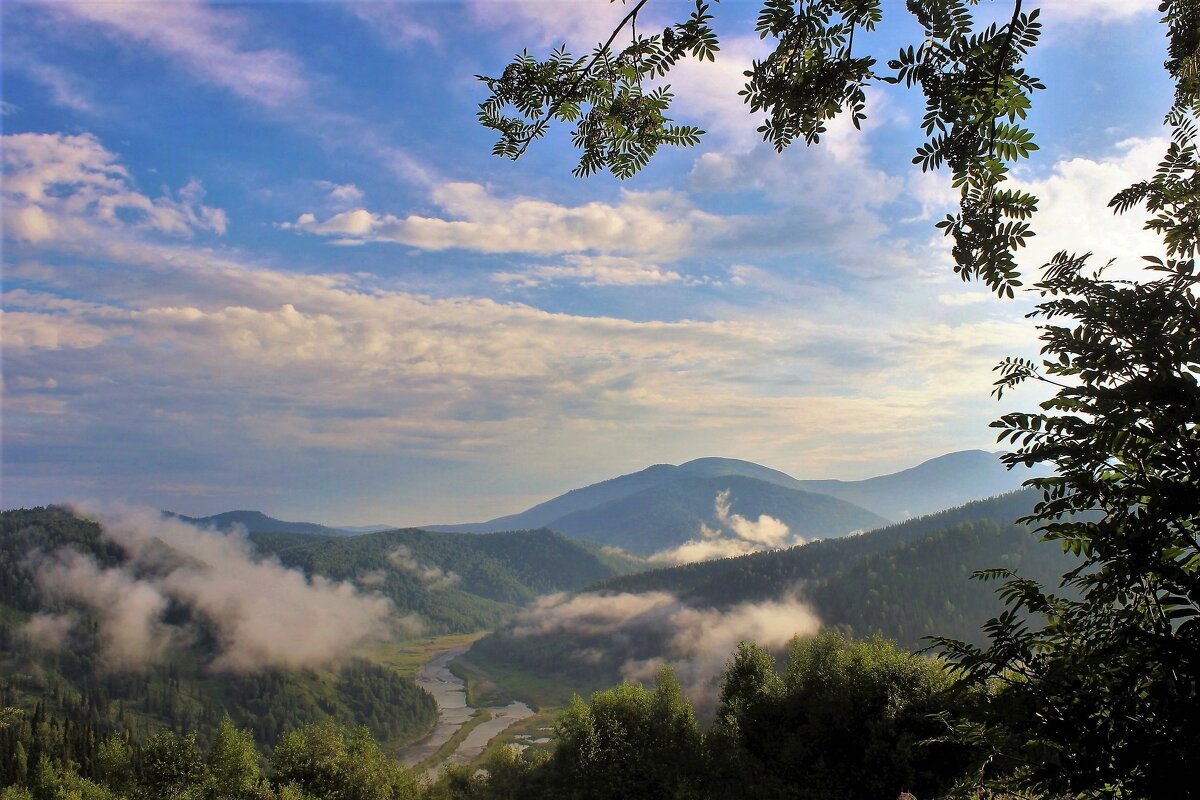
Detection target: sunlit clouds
<box><xmin>0</xmin><ymin>1</ymin><xmax>1172</xmax><ymax>523</ymax></box>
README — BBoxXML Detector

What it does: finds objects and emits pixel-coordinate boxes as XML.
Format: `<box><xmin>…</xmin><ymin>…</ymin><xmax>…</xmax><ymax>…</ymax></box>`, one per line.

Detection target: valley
<box><xmin>0</xmin><ymin>449</ymin><xmax>1059</xmax><ymax>785</ymax></box>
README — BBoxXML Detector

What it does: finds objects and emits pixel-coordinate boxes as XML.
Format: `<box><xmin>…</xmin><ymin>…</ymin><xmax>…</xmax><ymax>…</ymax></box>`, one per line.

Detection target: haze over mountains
<box><xmin>463</xmin><ymin>488</ymin><xmax>1073</xmax><ymax>706</ymax></box>
<box><xmin>428</xmin><ymin>450</ymin><xmax>1035</xmax><ymax>554</ymax></box>
<box><xmin>162</xmin><ymin>450</ymin><xmax>1037</xmax><ymax>560</ymax></box>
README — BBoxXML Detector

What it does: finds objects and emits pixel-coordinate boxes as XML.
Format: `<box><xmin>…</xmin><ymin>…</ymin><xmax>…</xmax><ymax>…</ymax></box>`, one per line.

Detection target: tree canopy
<box><xmin>479</xmin><ymin>1</ymin><xmax>1200</xmax><ymax>796</ymax></box>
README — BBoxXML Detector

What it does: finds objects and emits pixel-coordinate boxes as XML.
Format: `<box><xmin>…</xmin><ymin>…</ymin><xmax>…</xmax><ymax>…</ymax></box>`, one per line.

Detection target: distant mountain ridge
<box><xmin>169</xmin><ymin>509</ymin><xmax>369</xmax><ymax>537</ymax></box>
<box><xmin>429</xmin><ymin>450</ymin><xmax>1037</xmax><ymax>549</ymax></box>
<box><xmin>172</xmin><ymin>450</ymin><xmax>1037</xmax><ymax>552</ymax></box>
<box><xmin>465</xmin><ymin>489</ymin><xmax>1077</xmax><ymax>705</ymax></box>
<box><xmin>543</xmin><ymin>474</ymin><xmax>887</xmax><ymax>555</ymax></box>
<box><xmin>792</xmin><ymin>450</ymin><xmax>1043</xmax><ymax>520</ymax></box>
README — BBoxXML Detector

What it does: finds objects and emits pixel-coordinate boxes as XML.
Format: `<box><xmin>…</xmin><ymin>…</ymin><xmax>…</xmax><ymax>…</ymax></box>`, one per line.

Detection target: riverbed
<box><xmin>400</xmin><ymin>646</ymin><xmax>534</xmax><ymax>776</ymax></box>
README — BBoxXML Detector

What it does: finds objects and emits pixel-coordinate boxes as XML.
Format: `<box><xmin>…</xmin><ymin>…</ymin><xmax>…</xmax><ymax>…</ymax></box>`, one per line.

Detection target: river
<box><xmin>400</xmin><ymin>646</ymin><xmax>534</xmax><ymax>777</ymax></box>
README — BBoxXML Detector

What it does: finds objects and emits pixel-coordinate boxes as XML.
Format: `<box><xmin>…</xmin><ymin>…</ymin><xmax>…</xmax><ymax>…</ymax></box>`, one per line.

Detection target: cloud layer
<box><xmin>25</xmin><ymin>505</ymin><xmax>408</xmax><ymax>672</ymax></box>
<box><xmin>648</xmin><ymin>490</ymin><xmax>803</xmax><ymax>565</ymax></box>
<box><xmin>513</xmin><ymin>590</ymin><xmax>821</xmax><ymax>704</ymax></box>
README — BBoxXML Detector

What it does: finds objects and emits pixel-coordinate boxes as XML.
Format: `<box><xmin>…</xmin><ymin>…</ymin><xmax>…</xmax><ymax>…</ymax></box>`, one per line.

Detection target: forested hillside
<box><xmin>465</xmin><ymin>491</ymin><xmax>1077</xmax><ymax>702</ymax></box>
<box><xmin>249</xmin><ymin>526</ymin><xmax>643</xmax><ymax>631</ymax></box>
<box><xmin>0</xmin><ymin>508</ymin><xmax>438</xmax><ymax>753</ymax></box>
<box><xmin>0</xmin><ymin>506</ymin><xmax>648</xmax><ymax>756</ymax></box>
<box><xmin>434</xmin><ymin>450</ymin><xmax>1033</xmax><ymax>537</ymax></box>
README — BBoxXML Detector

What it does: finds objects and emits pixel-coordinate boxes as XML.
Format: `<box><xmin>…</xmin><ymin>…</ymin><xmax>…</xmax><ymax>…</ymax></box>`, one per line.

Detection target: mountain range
<box><xmin>165</xmin><ymin>450</ymin><xmax>1037</xmax><ymax>558</ymax></box>
<box><xmin>427</xmin><ymin>450</ymin><xmax>1037</xmax><ymax>554</ymax></box>
<box><xmin>463</xmin><ymin>489</ymin><xmax>1076</xmax><ymax>706</ymax></box>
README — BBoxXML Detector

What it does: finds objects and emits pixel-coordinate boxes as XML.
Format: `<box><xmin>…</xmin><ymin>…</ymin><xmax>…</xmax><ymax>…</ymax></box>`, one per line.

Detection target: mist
<box><xmin>24</xmin><ymin>504</ymin><xmax>411</xmax><ymax>672</ymax></box>
<box><xmin>512</xmin><ymin>589</ymin><xmax>820</xmax><ymax>704</ymax></box>
<box><xmin>648</xmin><ymin>490</ymin><xmax>807</xmax><ymax>565</ymax></box>
<box><xmin>386</xmin><ymin>544</ymin><xmax>461</xmax><ymax>590</ymax></box>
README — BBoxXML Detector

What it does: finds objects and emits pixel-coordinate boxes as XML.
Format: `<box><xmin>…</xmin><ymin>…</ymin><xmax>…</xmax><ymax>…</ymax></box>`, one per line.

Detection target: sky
<box><xmin>0</xmin><ymin>0</ymin><xmax>1175</xmax><ymax>525</ymax></box>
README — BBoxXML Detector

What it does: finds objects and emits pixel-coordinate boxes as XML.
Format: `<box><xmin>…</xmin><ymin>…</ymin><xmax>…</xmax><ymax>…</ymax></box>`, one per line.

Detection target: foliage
<box><xmin>709</xmin><ymin>633</ymin><xmax>966</xmax><ymax>800</ymax></box>
<box><xmin>0</xmin><ymin>713</ymin><xmax>420</xmax><ymax>800</ymax></box>
<box><xmin>477</xmin><ymin>0</ymin><xmax>713</xmax><ymax>178</ymax></box>
<box><xmin>271</xmin><ymin>722</ymin><xmax>420</xmax><ymax>800</ymax></box>
<box><xmin>479</xmin><ymin>0</ymin><xmax>1042</xmax><ymax>295</ymax></box>
<box><xmin>929</xmin><ymin>4</ymin><xmax>1200</xmax><ymax>795</ymax></box>
<box><xmin>479</xmin><ymin>1</ymin><xmax>1200</xmax><ymax>795</ymax></box>
<box><xmin>543</xmin><ymin>668</ymin><xmax>703</xmax><ymax>800</ymax></box>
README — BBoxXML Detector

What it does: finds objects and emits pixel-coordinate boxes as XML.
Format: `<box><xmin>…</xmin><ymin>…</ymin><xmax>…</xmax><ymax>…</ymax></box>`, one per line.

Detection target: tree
<box><xmin>479</xmin><ymin>1</ymin><xmax>1200</xmax><ymax>797</ymax></box>
<box><xmin>710</xmin><ymin>633</ymin><xmax>966</xmax><ymax>800</ymax></box>
<box><xmin>138</xmin><ymin>731</ymin><xmax>209</xmax><ymax>800</ymax></box>
<box><xmin>270</xmin><ymin>722</ymin><xmax>420</xmax><ymax>800</ymax></box>
<box><xmin>206</xmin><ymin>717</ymin><xmax>263</xmax><ymax>800</ymax></box>
<box><xmin>547</xmin><ymin>667</ymin><xmax>702</xmax><ymax>800</ymax></box>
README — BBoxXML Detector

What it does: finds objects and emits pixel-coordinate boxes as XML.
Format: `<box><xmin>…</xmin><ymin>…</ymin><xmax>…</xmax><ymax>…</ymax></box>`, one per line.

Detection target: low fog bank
<box><xmin>647</xmin><ymin>491</ymin><xmax>807</xmax><ymax>565</ymax></box>
<box><xmin>511</xmin><ymin>589</ymin><xmax>821</xmax><ymax>705</ymax></box>
<box><xmin>22</xmin><ymin>504</ymin><xmax>419</xmax><ymax>672</ymax></box>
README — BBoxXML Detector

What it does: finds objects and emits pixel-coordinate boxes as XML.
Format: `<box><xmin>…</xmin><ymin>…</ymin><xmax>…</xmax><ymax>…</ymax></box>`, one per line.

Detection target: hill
<box><xmin>793</xmin><ymin>449</ymin><xmax>1042</xmax><ymax>520</ymax></box>
<box><xmin>170</xmin><ymin>509</ymin><xmax>356</xmax><ymax>536</ymax></box>
<box><xmin>462</xmin><ymin>490</ymin><xmax>1077</xmax><ymax>705</ymax></box>
<box><xmin>430</xmin><ymin>450</ymin><xmax>1035</xmax><ymax>544</ymax></box>
<box><xmin>0</xmin><ymin>507</ymin><xmax>641</xmax><ymax>752</ymax></box>
<box><xmin>544</xmin><ymin>474</ymin><xmax>887</xmax><ymax>555</ymax></box>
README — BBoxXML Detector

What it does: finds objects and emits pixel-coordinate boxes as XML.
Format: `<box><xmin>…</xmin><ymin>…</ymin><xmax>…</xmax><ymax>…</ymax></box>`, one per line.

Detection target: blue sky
<box><xmin>0</xmin><ymin>0</ymin><xmax>1174</xmax><ymax>525</ymax></box>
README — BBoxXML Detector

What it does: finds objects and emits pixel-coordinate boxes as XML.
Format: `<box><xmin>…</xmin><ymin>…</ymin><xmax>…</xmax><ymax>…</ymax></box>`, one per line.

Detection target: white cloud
<box><xmin>317</xmin><ymin>181</ymin><xmax>365</xmax><ymax>207</ymax></box>
<box><xmin>345</xmin><ymin>3</ymin><xmax>441</xmax><ymax>48</ymax></box>
<box><xmin>2</xmin><ymin>132</ymin><xmax>227</xmax><ymax>243</ymax></box>
<box><xmin>648</xmin><ymin>490</ymin><xmax>800</xmax><ymax>565</ymax></box>
<box><xmin>1040</xmin><ymin>0</ymin><xmax>1157</xmax><ymax>22</ymax></box>
<box><xmin>27</xmin><ymin>504</ymin><xmax>408</xmax><ymax>673</ymax></box>
<box><xmin>284</xmin><ymin>182</ymin><xmax>726</xmax><ymax>259</ymax></box>
<box><xmin>494</xmin><ymin>255</ymin><xmax>683</xmax><ymax>287</ymax></box>
<box><xmin>386</xmin><ymin>545</ymin><xmax>460</xmax><ymax>590</ymax></box>
<box><xmin>3</xmin><ymin>132</ymin><xmax>1044</xmax><ymax>519</ymax></box>
<box><xmin>1015</xmin><ymin>137</ymin><xmax>1167</xmax><ymax>279</ymax></box>
<box><xmin>49</xmin><ymin>1</ymin><xmax>308</xmax><ymax>108</ymax></box>
<box><xmin>8</xmin><ymin>57</ymin><xmax>94</xmax><ymax>113</ymax></box>
<box><xmin>512</xmin><ymin>589</ymin><xmax>821</xmax><ymax>704</ymax></box>
<box><xmin>468</xmin><ymin>0</ymin><xmax>634</xmax><ymax>52</ymax></box>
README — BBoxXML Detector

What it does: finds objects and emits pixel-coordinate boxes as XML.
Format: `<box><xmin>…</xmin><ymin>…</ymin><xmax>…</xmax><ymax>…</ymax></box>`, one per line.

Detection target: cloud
<box><xmin>283</xmin><ymin>182</ymin><xmax>726</xmax><ymax>260</ymax></box>
<box><xmin>7</xmin><ymin>57</ymin><xmax>94</xmax><ymax>113</ymax></box>
<box><xmin>3</xmin><ymin>132</ymin><xmax>227</xmax><ymax>243</ymax></box>
<box><xmin>386</xmin><ymin>545</ymin><xmax>460</xmax><ymax>590</ymax></box>
<box><xmin>649</xmin><ymin>490</ymin><xmax>800</xmax><ymax>565</ymax></box>
<box><xmin>1014</xmin><ymin>137</ymin><xmax>1167</xmax><ymax>279</ymax></box>
<box><xmin>1040</xmin><ymin>0</ymin><xmax>1157</xmax><ymax>21</ymax></box>
<box><xmin>21</xmin><ymin>612</ymin><xmax>77</xmax><ymax>652</ymax></box>
<box><xmin>3</xmin><ymin>131</ymin><xmax>1044</xmax><ymax>520</ymax></box>
<box><xmin>31</xmin><ymin>547</ymin><xmax>174</xmax><ymax>670</ymax></box>
<box><xmin>317</xmin><ymin>181</ymin><xmax>365</xmax><ymax>208</ymax></box>
<box><xmin>494</xmin><ymin>255</ymin><xmax>683</xmax><ymax>288</ymax></box>
<box><xmin>48</xmin><ymin>1</ymin><xmax>308</xmax><ymax>109</ymax></box>
<box><xmin>345</xmin><ymin>3</ymin><xmax>441</xmax><ymax>48</ymax></box>
<box><xmin>468</xmin><ymin>0</ymin><xmax>634</xmax><ymax>52</ymax></box>
<box><xmin>512</xmin><ymin>590</ymin><xmax>820</xmax><ymax>704</ymax></box>
<box><xmin>27</xmin><ymin>504</ymin><xmax>409</xmax><ymax>672</ymax></box>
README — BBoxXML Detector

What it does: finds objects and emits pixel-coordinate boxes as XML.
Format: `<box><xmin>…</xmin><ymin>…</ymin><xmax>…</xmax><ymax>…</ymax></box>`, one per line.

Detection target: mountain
<box><xmin>586</xmin><ymin>489</ymin><xmax>1046</xmax><ymax>603</ymax></box>
<box><xmin>430</xmin><ymin>450</ymin><xmax>1035</xmax><ymax>551</ymax></box>
<box><xmin>431</xmin><ymin>463</ymin><xmax>685</xmax><ymax>533</ymax></box>
<box><xmin>170</xmin><ymin>509</ymin><xmax>355</xmax><ymax>536</ymax></box>
<box><xmin>0</xmin><ymin>507</ymin><xmax>438</xmax><ymax>752</ymax></box>
<box><xmin>250</xmin><ymin>526</ymin><xmax>645</xmax><ymax>613</ymax></box>
<box><xmin>0</xmin><ymin>507</ymin><xmax>644</xmax><ymax>751</ymax></box>
<box><xmin>794</xmin><ymin>449</ymin><xmax>1041</xmax><ymax>520</ymax></box>
<box><xmin>464</xmin><ymin>490</ymin><xmax>1078</xmax><ymax>704</ymax></box>
<box><xmin>545</xmin><ymin>474</ymin><xmax>887</xmax><ymax>555</ymax></box>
